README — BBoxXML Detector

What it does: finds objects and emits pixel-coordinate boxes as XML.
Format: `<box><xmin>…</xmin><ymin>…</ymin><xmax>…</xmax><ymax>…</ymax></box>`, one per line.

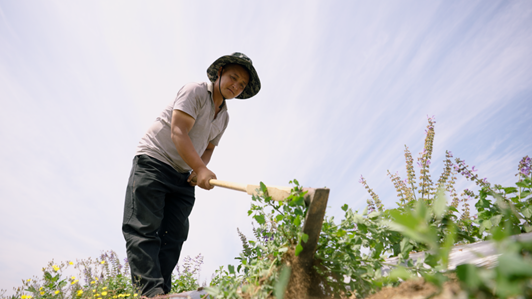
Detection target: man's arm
<box><xmin>171</xmin><ymin>109</ymin><xmax>216</xmax><ymax>190</ymax></box>
<box><xmin>187</xmin><ymin>142</ymin><xmax>215</xmax><ymax>187</ymax></box>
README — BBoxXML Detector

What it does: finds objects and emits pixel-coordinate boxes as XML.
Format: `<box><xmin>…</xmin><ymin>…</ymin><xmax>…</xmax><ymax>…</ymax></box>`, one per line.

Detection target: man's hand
<box><xmin>188</xmin><ymin>167</ymin><xmax>216</xmax><ymax>190</ymax></box>
<box><xmin>187</xmin><ymin>171</ymin><xmax>198</xmax><ymax>187</ymax></box>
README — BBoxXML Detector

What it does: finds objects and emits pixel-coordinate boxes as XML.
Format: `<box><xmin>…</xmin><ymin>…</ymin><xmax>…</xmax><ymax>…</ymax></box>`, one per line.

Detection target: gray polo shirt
<box><xmin>136</xmin><ymin>82</ymin><xmax>229</xmax><ymax>173</ymax></box>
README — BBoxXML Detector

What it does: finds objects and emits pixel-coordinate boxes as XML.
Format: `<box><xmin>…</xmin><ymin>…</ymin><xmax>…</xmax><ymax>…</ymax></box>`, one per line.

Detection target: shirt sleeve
<box><xmin>172</xmin><ymin>83</ymin><xmax>204</xmax><ymax>119</ymax></box>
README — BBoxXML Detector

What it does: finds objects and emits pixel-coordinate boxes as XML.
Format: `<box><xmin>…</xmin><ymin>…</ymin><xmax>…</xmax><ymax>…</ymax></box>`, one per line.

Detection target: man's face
<box><xmin>217</xmin><ymin>64</ymin><xmax>250</xmax><ymax>99</ymax></box>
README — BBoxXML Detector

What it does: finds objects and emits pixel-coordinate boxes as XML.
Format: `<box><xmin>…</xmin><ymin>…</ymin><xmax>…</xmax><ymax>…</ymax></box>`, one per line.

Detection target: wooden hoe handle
<box><xmin>208</xmin><ymin>179</ymin><xmax>292</xmax><ymax>202</ymax></box>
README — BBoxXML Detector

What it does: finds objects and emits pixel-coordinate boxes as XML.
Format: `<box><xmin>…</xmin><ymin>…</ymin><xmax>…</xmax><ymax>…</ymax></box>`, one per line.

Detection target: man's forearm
<box><xmin>171</xmin><ymin>133</ymin><xmax>207</xmax><ymax>172</ymax></box>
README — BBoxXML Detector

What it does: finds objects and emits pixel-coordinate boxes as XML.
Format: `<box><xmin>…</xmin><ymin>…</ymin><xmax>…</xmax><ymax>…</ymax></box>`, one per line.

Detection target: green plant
<box><xmin>170</xmin><ymin>254</ymin><xmax>204</xmax><ymax>294</ymax></box>
<box><xmin>2</xmin><ymin>251</ymin><xmax>138</xmax><ymax>299</ymax></box>
<box><xmin>203</xmin><ymin>116</ymin><xmax>531</xmax><ymax>298</ymax></box>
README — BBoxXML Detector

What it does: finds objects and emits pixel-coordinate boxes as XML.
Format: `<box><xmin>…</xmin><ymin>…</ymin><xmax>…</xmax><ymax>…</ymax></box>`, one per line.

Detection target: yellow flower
<box><xmin>77</xmin><ymin>290</ymin><xmax>83</xmax><ymax>296</ymax></box>
<box><xmin>91</xmin><ymin>281</ymin><xmax>96</xmax><ymax>285</ymax></box>
<box><xmin>55</xmin><ymin>291</ymin><xmax>60</xmax><ymax>295</ymax></box>
<box><xmin>71</xmin><ymin>280</ymin><xmax>79</xmax><ymax>285</ymax></box>
<box><xmin>26</xmin><ymin>279</ymin><xmax>31</xmax><ymax>282</ymax></box>
<box><xmin>71</xmin><ymin>276</ymin><xmax>76</xmax><ymax>280</ymax></box>
<box><xmin>95</xmin><ymin>277</ymin><xmax>99</xmax><ymax>281</ymax></box>
<box><xmin>100</xmin><ymin>261</ymin><xmax>105</xmax><ymax>264</ymax></box>
<box><xmin>113</xmin><ymin>296</ymin><xmax>117</xmax><ymax>298</ymax></box>
<box><xmin>93</xmin><ymin>290</ymin><xmax>96</xmax><ymax>293</ymax></box>
<box><xmin>134</xmin><ymin>295</ymin><xmax>138</xmax><ymax>297</ymax></box>
<box><xmin>39</xmin><ymin>287</ymin><xmax>43</xmax><ymax>291</ymax></box>
<box><xmin>69</xmin><ymin>261</ymin><xmax>74</xmax><ymax>265</ymax></box>
<box><xmin>101</xmin><ymin>292</ymin><xmax>108</xmax><ymax>296</ymax></box>
<box><xmin>21</xmin><ymin>295</ymin><xmax>33</xmax><ymax>299</ymax></box>
<box><xmin>102</xmin><ymin>287</ymin><xmax>107</xmax><ymax>290</ymax></box>
<box><xmin>40</xmin><ymin>292</ymin><xmax>44</xmax><ymax>295</ymax></box>
<box><xmin>96</xmin><ymin>294</ymin><xmax>100</xmax><ymax>296</ymax></box>
<box><xmin>52</xmin><ymin>265</ymin><xmax>60</xmax><ymax>272</ymax></box>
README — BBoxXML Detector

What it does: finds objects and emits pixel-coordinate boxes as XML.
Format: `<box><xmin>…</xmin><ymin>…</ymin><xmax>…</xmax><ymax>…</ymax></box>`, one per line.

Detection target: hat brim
<box><xmin>207</xmin><ymin>55</ymin><xmax>261</xmax><ymax>99</ymax></box>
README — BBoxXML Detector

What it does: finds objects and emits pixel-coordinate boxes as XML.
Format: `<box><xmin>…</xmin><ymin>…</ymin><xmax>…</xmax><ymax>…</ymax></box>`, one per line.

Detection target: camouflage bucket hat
<box><xmin>207</xmin><ymin>52</ymin><xmax>261</xmax><ymax>99</ymax></box>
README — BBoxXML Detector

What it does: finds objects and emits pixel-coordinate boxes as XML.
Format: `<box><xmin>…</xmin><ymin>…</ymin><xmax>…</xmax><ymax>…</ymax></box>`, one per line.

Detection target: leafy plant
<box><xmin>170</xmin><ymin>254</ymin><xmax>204</xmax><ymax>294</ymax></box>
<box><xmin>2</xmin><ymin>251</ymin><xmax>138</xmax><ymax>299</ymax></box>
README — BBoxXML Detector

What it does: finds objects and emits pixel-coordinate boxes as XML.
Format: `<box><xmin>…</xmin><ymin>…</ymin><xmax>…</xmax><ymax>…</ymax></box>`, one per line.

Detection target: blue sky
<box><xmin>1</xmin><ymin>0</ymin><xmax>531</xmax><ymax>292</ymax></box>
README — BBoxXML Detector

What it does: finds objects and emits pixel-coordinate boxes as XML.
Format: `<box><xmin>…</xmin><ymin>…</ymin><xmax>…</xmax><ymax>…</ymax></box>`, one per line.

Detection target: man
<box><xmin>122</xmin><ymin>52</ymin><xmax>261</xmax><ymax>297</ymax></box>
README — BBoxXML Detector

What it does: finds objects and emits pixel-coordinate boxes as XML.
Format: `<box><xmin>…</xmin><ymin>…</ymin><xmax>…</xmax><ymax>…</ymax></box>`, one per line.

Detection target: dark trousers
<box><xmin>122</xmin><ymin>155</ymin><xmax>195</xmax><ymax>297</ymax></box>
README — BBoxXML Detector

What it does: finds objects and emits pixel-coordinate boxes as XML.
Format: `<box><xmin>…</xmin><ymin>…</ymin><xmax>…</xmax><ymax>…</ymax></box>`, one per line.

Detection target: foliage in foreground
<box><xmin>1</xmin><ymin>251</ymin><xmax>204</xmax><ymax>299</ymax></box>
<box><xmin>205</xmin><ymin>117</ymin><xmax>532</xmax><ymax>298</ymax></box>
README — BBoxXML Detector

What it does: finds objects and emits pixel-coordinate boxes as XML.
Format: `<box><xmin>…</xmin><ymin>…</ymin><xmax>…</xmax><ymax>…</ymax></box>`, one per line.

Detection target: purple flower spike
<box><xmin>522</xmin><ymin>167</ymin><xmax>531</xmax><ymax>176</ymax></box>
<box><xmin>427</xmin><ymin>159</ymin><xmax>431</xmax><ymax>165</ymax></box>
<box><xmin>448</xmin><ymin>151</ymin><xmax>453</xmax><ymax>157</ymax></box>
<box><xmin>472</xmin><ymin>166</ymin><xmax>477</xmax><ymax>172</ymax></box>
<box><xmin>454</xmin><ymin>165</ymin><xmax>459</xmax><ymax>171</ymax></box>
<box><xmin>482</xmin><ymin>178</ymin><xmax>488</xmax><ymax>183</ymax></box>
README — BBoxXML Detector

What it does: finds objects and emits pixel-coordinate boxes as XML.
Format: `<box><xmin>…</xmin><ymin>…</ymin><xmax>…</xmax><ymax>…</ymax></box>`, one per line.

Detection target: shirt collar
<box><xmin>207</xmin><ymin>82</ymin><xmax>228</xmax><ymax>111</ymax></box>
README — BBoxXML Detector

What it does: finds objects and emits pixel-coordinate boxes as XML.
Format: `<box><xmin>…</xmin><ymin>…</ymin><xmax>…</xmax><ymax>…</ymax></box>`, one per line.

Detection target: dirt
<box><xmin>280</xmin><ymin>249</ymin><xmax>465</xmax><ymax>299</ymax></box>
<box><xmin>364</xmin><ymin>279</ymin><xmax>464</xmax><ymax>299</ymax></box>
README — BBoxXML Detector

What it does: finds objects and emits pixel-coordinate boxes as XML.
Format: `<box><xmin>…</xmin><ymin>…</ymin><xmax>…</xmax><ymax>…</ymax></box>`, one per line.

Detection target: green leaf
<box><xmin>503</xmin><ymin>187</ymin><xmax>518</xmax><ymax>194</ymax></box>
<box><xmin>521</xmin><ymin>206</ymin><xmax>532</xmax><ymax>218</ymax></box>
<box><xmin>433</xmin><ymin>188</ymin><xmax>447</xmax><ymax>219</ymax></box>
<box><xmin>295</xmin><ymin>244</ymin><xmax>304</xmax><ymax>256</ymax></box>
<box><xmin>278</xmin><ymin>247</ymin><xmax>289</xmax><ymax>253</ymax></box>
<box><xmin>253</xmin><ymin>214</ymin><xmax>266</xmax><ymax>224</ymax></box>
<box><xmin>389</xmin><ymin>210</ymin><xmax>418</xmax><ymax>230</ymax></box>
<box><xmin>490</xmin><ymin>215</ymin><xmax>503</xmax><ymax>227</ymax></box>
<box><xmin>481</xmin><ymin>219</ymin><xmax>492</xmax><ymax>230</ymax></box>
<box><xmin>456</xmin><ymin>264</ymin><xmax>482</xmax><ymax>290</ymax></box>
<box><xmin>358</xmin><ymin>223</ymin><xmax>368</xmax><ymax>234</ymax></box>
<box><xmin>415</xmin><ymin>199</ymin><xmax>428</xmax><ymax>220</ymax></box>
<box><xmin>58</xmin><ymin>280</ymin><xmax>67</xmax><ymax>288</ymax></box>
<box><xmin>400</xmin><ymin>238</ymin><xmax>412</xmax><ymax>255</ymax></box>
<box><xmin>341</xmin><ymin>204</ymin><xmax>348</xmax><ymax>211</ymax></box>
<box><xmin>293</xmin><ymin>215</ymin><xmax>301</xmax><ymax>226</ymax></box>
<box><xmin>491</xmin><ymin>226</ymin><xmax>507</xmax><ymax>241</ymax></box>
<box><xmin>516</xmin><ymin>181</ymin><xmax>530</xmax><ymax>188</ymax></box>
<box><xmin>228</xmin><ymin>264</ymin><xmax>235</xmax><ymax>274</ymax></box>
<box><xmin>259</xmin><ymin>182</ymin><xmax>267</xmax><ymax>193</ymax></box>
<box><xmin>44</xmin><ymin>271</ymin><xmax>52</xmax><ymax>281</ymax></box>
<box><xmin>301</xmin><ymin>233</ymin><xmax>309</xmax><ymax>243</ymax></box>
<box><xmin>275</xmin><ymin>214</ymin><xmax>284</xmax><ymax>222</ymax></box>
<box><xmin>368</xmin><ymin>211</ymin><xmax>381</xmax><ymax>219</ymax></box>
<box><xmin>274</xmin><ymin>266</ymin><xmax>292</xmax><ymax>299</ymax></box>
<box><xmin>424</xmin><ymin>253</ymin><xmax>439</xmax><ymax>268</ymax></box>
<box><xmin>497</xmin><ymin>253</ymin><xmax>532</xmax><ymax>277</ymax></box>
<box><xmin>389</xmin><ymin>266</ymin><xmax>411</xmax><ymax>280</ymax></box>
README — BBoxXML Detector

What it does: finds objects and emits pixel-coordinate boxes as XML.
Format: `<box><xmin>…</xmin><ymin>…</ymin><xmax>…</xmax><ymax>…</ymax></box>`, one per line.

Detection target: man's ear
<box><xmin>217</xmin><ymin>66</ymin><xmax>223</xmax><ymax>78</ymax></box>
